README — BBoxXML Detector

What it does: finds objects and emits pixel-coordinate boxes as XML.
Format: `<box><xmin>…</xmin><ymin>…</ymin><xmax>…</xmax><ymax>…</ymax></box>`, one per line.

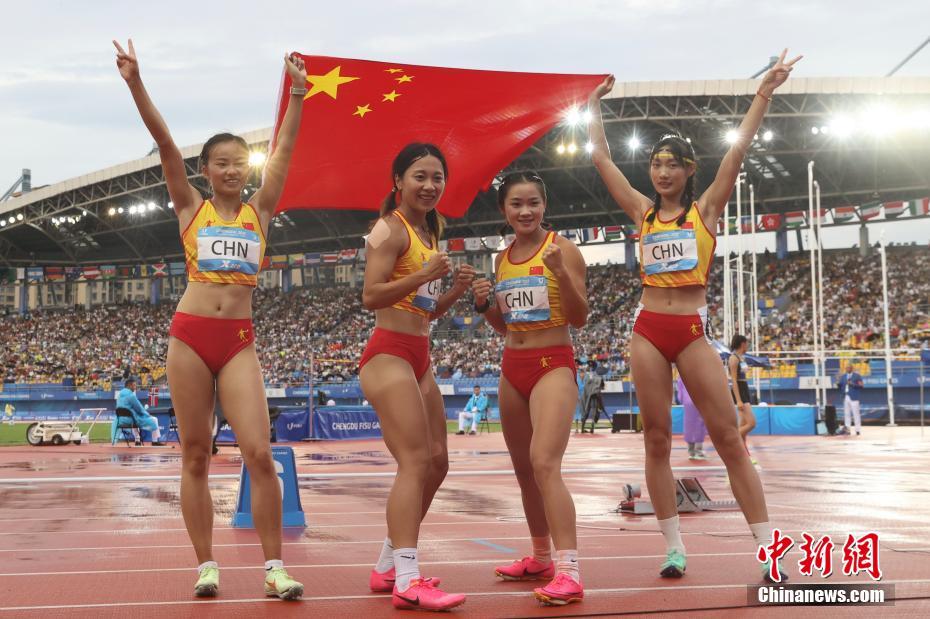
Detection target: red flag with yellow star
<box><xmin>271</xmin><ymin>55</ymin><xmax>605</xmax><ymax>217</ymax></box>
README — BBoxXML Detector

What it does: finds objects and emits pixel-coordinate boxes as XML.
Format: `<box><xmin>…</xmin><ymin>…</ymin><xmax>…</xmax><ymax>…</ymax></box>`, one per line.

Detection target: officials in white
<box><xmin>836</xmin><ymin>364</ymin><xmax>864</xmax><ymax>436</ymax></box>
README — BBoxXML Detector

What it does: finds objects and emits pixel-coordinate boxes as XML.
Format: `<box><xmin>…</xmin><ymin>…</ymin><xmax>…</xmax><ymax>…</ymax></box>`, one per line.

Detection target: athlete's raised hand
<box><xmin>541</xmin><ymin>242</ymin><xmax>565</xmax><ymax>277</ymax></box>
<box><xmin>471</xmin><ymin>276</ymin><xmax>493</xmax><ymax>307</ymax></box>
<box><xmin>590</xmin><ymin>74</ymin><xmax>615</xmax><ymax>101</ymax></box>
<box><xmin>113</xmin><ymin>39</ymin><xmax>139</xmax><ymax>83</ymax></box>
<box><xmin>284</xmin><ymin>53</ymin><xmax>307</xmax><ymax>87</ymax></box>
<box><xmin>452</xmin><ymin>263</ymin><xmax>476</xmax><ymax>292</ymax></box>
<box><xmin>423</xmin><ymin>252</ymin><xmax>452</xmax><ymax>281</ymax></box>
<box><xmin>759</xmin><ymin>49</ymin><xmax>802</xmax><ymax>96</ymax></box>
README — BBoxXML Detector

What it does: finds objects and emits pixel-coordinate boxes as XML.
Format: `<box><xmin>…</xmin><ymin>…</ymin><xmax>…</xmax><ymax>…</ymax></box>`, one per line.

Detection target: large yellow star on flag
<box><xmin>304</xmin><ymin>66</ymin><xmax>359</xmax><ymax>100</ymax></box>
<box><xmin>353</xmin><ymin>104</ymin><xmax>372</xmax><ymax>118</ymax></box>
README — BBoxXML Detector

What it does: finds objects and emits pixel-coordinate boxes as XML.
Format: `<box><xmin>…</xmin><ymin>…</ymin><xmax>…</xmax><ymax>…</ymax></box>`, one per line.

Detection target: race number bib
<box><xmin>412</xmin><ymin>263</ymin><xmax>441</xmax><ymax>312</ymax></box>
<box><xmin>495</xmin><ymin>275</ymin><xmax>550</xmax><ymax>323</ymax></box>
<box><xmin>642</xmin><ymin>229</ymin><xmax>698</xmax><ymax>275</ymax></box>
<box><xmin>197</xmin><ymin>226</ymin><xmax>261</xmax><ymax>274</ymax></box>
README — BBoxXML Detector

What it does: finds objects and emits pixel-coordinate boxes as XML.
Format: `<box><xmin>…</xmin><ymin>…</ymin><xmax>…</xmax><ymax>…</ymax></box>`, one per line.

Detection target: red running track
<box><xmin>1</xmin><ymin>428</ymin><xmax>929</xmax><ymax>617</ymax></box>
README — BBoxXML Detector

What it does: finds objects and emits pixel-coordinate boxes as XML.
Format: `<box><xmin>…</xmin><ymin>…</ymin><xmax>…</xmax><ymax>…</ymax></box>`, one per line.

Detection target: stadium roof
<box><xmin>1</xmin><ymin>76</ymin><xmax>929</xmax><ymax>266</ymax></box>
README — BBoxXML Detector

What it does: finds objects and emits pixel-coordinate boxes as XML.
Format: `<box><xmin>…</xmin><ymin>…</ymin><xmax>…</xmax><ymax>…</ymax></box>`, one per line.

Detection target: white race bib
<box><xmin>412</xmin><ymin>264</ymin><xmax>441</xmax><ymax>313</ymax></box>
<box><xmin>642</xmin><ymin>228</ymin><xmax>698</xmax><ymax>275</ymax></box>
<box><xmin>197</xmin><ymin>226</ymin><xmax>261</xmax><ymax>274</ymax></box>
<box><xmin>495</xmin><ymin>275</ymin><xmax>550</xmax><ymax>323</ymax></box>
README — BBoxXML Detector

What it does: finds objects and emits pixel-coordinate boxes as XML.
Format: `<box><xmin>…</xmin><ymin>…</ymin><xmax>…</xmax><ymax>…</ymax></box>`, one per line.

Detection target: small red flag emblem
<box><xmin>681</xmin><ymin>221</ymin><xmax>694</xmax><ymax>229</ymax></box>
<box><xmin>529</xmin><ymin>266</ymin><xmax>544</xmax><ymax>275</ymax></box>
<box><xmin>242</xmin><ymin>222</ymin><xmax>255</xmax><ymax>231</ymax></box>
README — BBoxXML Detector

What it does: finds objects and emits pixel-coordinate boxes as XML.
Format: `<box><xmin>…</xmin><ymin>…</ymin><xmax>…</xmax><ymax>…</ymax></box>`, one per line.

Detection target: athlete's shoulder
<box><xmin>367</xmin><ymin>213</ymin><xmax>407</xmax><ymax>253</ymax></box>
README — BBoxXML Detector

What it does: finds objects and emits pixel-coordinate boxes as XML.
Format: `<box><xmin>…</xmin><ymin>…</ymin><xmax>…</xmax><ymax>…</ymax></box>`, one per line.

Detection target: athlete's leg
<box><xmin>738</xmin><ymin>402</ymin><xmax>756</xmax><ymax>444</ymax></box>
<box><xmin>167</xmin><ymin>337</ymin><xmax>218</xmax><ymax>564</ymax></box>
<box><xmin>217</xmin><ymin>344</ymin><xmax>282</xmax><ymax>561</ymax></box>
<box><xmin>499</xmin><ymin>375</ymin><xmax>548</xmax><ymax>539</ymax></box>
<box><xmin>630</xmin><ymin>333</ymin><xmax>677</xmax><ymax>519</ymax></box>
<box><xmin>419</xmin><ymin>369</ymin><xmax>450</xmax><ymax>519</ymax></box>
<box><xmin>360</xmin><ymin>355</ymin><xmax>432</xmax><ymax>548</ymax></box>
<box><xmin>677</xmin><ymin>339</ymin><xmax>768</xmax><ymax>523</ymax></box>
<box><xmin>527</xmin><ymin>368</ymin><xmax>578</xmax><ymax>551</ymax></box>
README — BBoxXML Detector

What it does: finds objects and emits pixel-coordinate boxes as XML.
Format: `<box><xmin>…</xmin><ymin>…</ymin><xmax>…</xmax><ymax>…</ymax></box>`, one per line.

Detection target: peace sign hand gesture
<box><xmin>112</xmin><ymin>39</ymin><xmax>140</xmax><ymax>84</ymax></box>
<box><xmin>284</xmin><ymin>53</ymin><xmax>307</xmax><ymax>87</ymax></box>
<box><xmin>760</xmin><ymin>48</ymin><xmax>802</xmax><ymax>97</ymax></box>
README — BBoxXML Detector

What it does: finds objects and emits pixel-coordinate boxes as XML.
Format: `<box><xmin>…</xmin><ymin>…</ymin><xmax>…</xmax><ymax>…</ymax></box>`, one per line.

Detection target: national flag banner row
<box><xmin>8</xmin><ymin>195</ymin><xmax>929</xmax><ymax>283</ymax></box>
<box><xmin>859</xmin><ymin>201</ymin><xmax>882</xmax><ymax>221</ymax></box>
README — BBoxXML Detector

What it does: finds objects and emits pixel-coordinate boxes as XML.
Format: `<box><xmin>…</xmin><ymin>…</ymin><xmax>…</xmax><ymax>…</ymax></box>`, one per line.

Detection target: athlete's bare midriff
<box><xmin>504</xmin><ymin>324</ymin><xmax>572</xmax><ymax>350</ymax></box>
<box><xmin>640</xmin><ymin>284</ymin><xmax>708</xmax><ymax>315</ymax></box>
<box><xmin>374</xmin><ymin>306</ymin><xmax>432</xmax><ymax>337</ymax></box>
<box><xmin>176</xmin><ymin>280</ymin><xmax>254</xmax><ymax>319</ymax></box>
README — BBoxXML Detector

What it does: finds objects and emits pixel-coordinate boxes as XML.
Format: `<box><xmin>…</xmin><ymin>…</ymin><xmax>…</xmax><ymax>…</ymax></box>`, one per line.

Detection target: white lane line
<box><xmin>2</xmin><ymin>579</ymin><xmax>926</xmax><ymax>612</ymax></box>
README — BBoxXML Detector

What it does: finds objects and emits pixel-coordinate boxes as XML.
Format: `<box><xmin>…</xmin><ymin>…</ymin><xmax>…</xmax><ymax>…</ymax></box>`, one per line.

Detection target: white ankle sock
<box><xmin>555</xmin><ymin>549</ymin><xmax>580</xmax><ymax>581</ymax></box>
<box><xmin>197</xmin><ymin>560</ymin><xmax>218</xmax><ymax>572</ymax></box>
<box><xmin>264</xmin><ymin>559</ymin><xmax>283</xmax><ymax>571</ymax></box>
<box><xmin>749</xmin><ymin>522</ymin><xmax>772</xmax><ymax>549</ymax></box>
<box><xmin>531</xmin><ymin>536</ymin><xmax>552</xmax><ymax>564</ymax></box>
<box><xmin>375</xmin><ymin>537</ymin><xmax>394</xmax><ymax>573</ymax></box>
<box><xmin>658</xmin><ymin>516</ymin><xmax>686</xmax><ymax>554</ymax></box>
<box><xmin>392</xmin><ymin>548</ymin><xmax>420</xmax><ymax>591</ymax></box>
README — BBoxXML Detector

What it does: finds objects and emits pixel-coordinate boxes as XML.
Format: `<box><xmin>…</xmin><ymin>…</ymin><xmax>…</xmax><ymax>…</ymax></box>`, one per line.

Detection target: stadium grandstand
<box><xmin>1</xmin><ymin>77</ymin><xmax>929</xmax><ymax>418</ymax></box>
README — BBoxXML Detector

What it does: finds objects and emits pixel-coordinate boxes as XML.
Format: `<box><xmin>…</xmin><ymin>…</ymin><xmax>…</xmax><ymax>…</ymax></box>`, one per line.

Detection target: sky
<box><xmin>1</xmin><ymin>0</ymin><xmax>928</xmax><ymax>251</ymax></box>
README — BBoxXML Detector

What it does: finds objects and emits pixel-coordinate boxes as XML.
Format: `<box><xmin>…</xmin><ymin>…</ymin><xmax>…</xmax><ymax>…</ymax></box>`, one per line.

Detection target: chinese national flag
<box><xmin>271</xmin><ymin>55</ymin><xmax>606</xmax><ymax>217</ymax></box>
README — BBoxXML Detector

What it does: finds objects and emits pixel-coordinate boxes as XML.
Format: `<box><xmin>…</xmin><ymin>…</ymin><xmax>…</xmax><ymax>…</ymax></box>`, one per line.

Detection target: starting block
<box><xmin>617</xmin><ymin>477</ymin><xmax>739</xmax><ymax>515</ymax></box>
<box><xmin>232</xmin><ymin>445</ymin><xmax>306</xmax><ymax>527</ymax></box>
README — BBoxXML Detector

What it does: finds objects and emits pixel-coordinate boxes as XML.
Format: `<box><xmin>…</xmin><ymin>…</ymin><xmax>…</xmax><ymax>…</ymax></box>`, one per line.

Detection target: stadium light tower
<box><xmin>878</xmin><ymin>230</ymin><xmax>896</xmax><ymax>426</ymax></box>
<box><xmin>807</xmin><ymin>162</ymin><xmax>822</xmax><ymax>414</ymax></box>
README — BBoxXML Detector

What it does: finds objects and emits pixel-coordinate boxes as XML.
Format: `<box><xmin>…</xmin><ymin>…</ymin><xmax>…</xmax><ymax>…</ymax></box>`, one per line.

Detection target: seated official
<box><xmin>117</xmin><ymin>378</ymin><xmax>165</xmax><ymax>446</ymax></box>
<box><xmin>456</xmin><ymin>385</ymin><xmax>489</xmax><ymax>435</ymax></box>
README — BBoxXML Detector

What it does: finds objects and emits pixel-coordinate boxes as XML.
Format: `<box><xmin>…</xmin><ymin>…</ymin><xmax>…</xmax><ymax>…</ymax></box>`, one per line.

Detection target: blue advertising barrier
<box><xmin>667</xmin><ymin>405</ymin><xmax>814</xmax><ymax>435</ymax></box>
<box><xmin>275</xmin><ymin>409</ymin><xmax>310</xmax><ymax>441</ymax></box>
<box><xmin>232</xmin><ymin>446</ymin><xmax>305</xmax><ymax>528</ymax></box>
<box><xmin>769</xmin><ymin>406</ymin><xmax>817</xmax><ymax>435</ymax></box>
<box><xmin>312</xmin><ymin>406</ymin><xmax>382</xmax><ymax>440</ymax></box>
<box><xmin>216</xmin><ymin>420</ymin><xmax>237</xmax><ymax>443</ymax></box>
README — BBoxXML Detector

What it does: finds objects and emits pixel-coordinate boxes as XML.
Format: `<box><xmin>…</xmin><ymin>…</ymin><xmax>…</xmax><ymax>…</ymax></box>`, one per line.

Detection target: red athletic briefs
<box><xmin>169</xmin><ymin>311</ymin><xmax>255</xmax><ymax>375</ymax></box>
<box><xmin>632</xmin><ymin>306</ymin><xmax>708</xmax><ymax>363</ymax></box>
<box><xmin>501</xmin><ymin>345</ymin><xmax>576</xmax><ymax>401</ymax></box>
<box><xmin>359</xmin><ymin>327</ymin><xmax>431</xmax><ymax>380</ymax></box>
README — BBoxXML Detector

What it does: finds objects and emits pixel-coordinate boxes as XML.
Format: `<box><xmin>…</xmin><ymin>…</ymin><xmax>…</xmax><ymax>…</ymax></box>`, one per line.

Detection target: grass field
<box><xmin>0</xmin><ymin>421</ymin><xmax>114</xmax><ymax>446</ymax></box>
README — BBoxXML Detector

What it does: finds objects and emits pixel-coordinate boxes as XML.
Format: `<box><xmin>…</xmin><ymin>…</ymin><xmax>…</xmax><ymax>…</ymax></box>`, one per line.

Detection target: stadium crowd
<box><xmin>0</xmin><ymin>246</ymin><xmax>926</xmax><ymax>386</ymax></box>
